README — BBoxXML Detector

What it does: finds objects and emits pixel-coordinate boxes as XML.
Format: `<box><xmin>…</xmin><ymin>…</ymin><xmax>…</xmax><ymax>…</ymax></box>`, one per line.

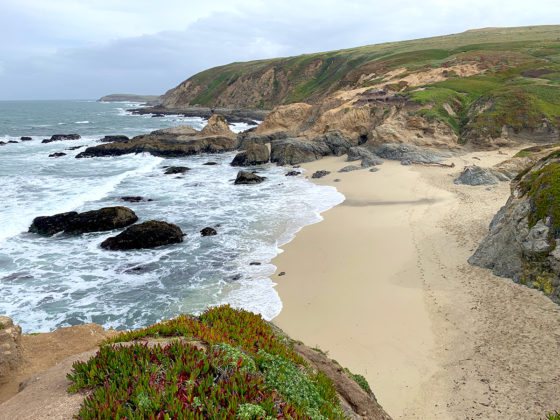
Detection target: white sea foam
<box><xmin>75</xmin><ymin>120</ymin><xmax>89</xmax><ymax>124</ymax></box>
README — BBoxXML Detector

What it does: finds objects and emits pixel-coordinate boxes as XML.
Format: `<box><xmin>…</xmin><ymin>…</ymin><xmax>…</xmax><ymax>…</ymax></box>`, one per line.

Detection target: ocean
<box><xmin>0</xmin><ymin>100</ymin><xmax>343</xmax><ymax>332</ymax></box>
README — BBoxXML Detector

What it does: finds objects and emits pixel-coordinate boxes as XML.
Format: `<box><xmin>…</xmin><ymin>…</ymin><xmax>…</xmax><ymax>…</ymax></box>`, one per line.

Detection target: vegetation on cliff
<box><xmin>67</xmin><ymin>306</ymin><xmax>358</xmax><ymax>419</ymax></box>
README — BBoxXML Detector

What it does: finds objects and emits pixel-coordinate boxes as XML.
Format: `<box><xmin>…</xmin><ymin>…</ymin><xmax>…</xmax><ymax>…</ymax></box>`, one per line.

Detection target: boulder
<box><xmin>270</xmin><ymin>139</ymin><xmax>330</xmax><ymax>166</ymax></box>
<box><xmin>372</xmin><ymin>143</ymin><xmax>445</xmax><ymax>163</ymax></box>
<box><xmin>200</xmin><ymin>114</ymin><xmax>235</xmax><ymax>138</ymax></box>
<box><xmin>100</xmin><ymin>221</ymin><xmax>184</xmax><ymax>250</ymax></box>
<box><xmin>20</xmin><ymin>136</ymin><xmax>32</xmax><ymax>141</ymax></box>
<box><xmin>0</xmin><ymin>316</ymin><xmax>22</xmax><ymax>383</ymax></box>
<box><xmin>234</xmin><ymin>171</ymin><xmax>265</xmax><ymax>185</ymax></box>
<box><xmin>100</xmin><ymin>135</ymin><xmax>129</xmax><ymax>143</ymax></box>
<box><xmin>339</xmin><ymin>165</ymin><xmax>362</xmax><ymax>173</ymax></box>
<box><xmin>313</xmin><ymin>131</ymin><xmax>354</xmax><ymax>156</ymax></box>
<box><xmin>454</xmin><ymin>165</ymin><xmax>512</xmax><ymax>186</ymax></box>
<box><xmin>203</xmin><ymin>162</ymin><xmax>218</xmax><ymax>165</ymax></box>
<box><xmin>29</xmin><ymin>207</ymin><xmax>138</xmax><ymax>236</ymax></box>
<box><xmin>42</xmin><ymin>134</ymin><xmax>81</xmax><ymax>144</ymax></box>
<box><xmin>312</xmin><ymin>170</ymin><xmax>330</xmax><ymax>179</ymax></box>
<box><xmin>200</xmin><ymin>227</ymin><xmax>217</xmax><ymax>236</ymax></box>
<box><xmin>347</xmin><ymin>146</ymin><xmax>384</xmax><ymax>167</ymax></box>
<box><xmin>231</xmin><ymin>143</ymin><xmax>270</xmax><ymax>166</ymax></box>
<box><xmin>285</xmin><ymin>171</ymin><xmax>301</xmax><ymax>176</ymax></box>
<box><xmin>48</xmin><ymin>152</ymin><xmax>66</xmax><ymax>158</ymax></box>
<box><xmin>164</xmin><ymin>166</ymin><xmax>190</xmax><ymax>175</ymax></box>
<box><xmin>121</xmin><ymin>196</ymin><xmax>148</xmax><ymax>203</ymax></box>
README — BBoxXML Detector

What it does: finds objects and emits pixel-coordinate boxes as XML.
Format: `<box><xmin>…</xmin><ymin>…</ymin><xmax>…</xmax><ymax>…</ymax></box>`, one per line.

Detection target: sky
<box><xmin>1</xmin><ymin>0</ymin><xmax>559</xmax><ymax>100</ymax></box>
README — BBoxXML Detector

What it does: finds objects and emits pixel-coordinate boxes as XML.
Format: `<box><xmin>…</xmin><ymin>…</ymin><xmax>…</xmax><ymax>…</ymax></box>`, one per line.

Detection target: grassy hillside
<box><xmin>161</xmin><ymin>25</ymin><xmax>560</xmax><ymax>113</ymax></box>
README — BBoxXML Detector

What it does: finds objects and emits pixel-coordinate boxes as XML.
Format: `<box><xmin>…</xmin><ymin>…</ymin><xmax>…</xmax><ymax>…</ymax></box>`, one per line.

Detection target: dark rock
<box><xmin>369</xmin><ymin>168</ymin><xmax>379</xmax><ymax>172</ymax></box>
<box><xmin>270</xmin><ymin>139</ymin><xmax>330</xmax><ymax>166</ymax></box>
<box><xmin>234</xmin><ymin>171</ymin><xmax>265</xmax><ymax>185</ymax></box>
<box><xmin>278</xmin><ymin>271</ymin><xmax>286</xmax><ymax>276</ymax></box>
<box><xmin>29</xmin><ymin>207</ymin><xmax>138</xmax><ymax>236</ymax></box>
<box><xmin>48</xmin><ymin>152</ymin><xmax>66</xmax><ymax>158</ymax></box>
<box><xmin>100</xmin><ymin>221</ymin><xmax>184</xmax><ymax>250</ymax></box>
<box><xmin>164</xmin><ymin>166</ymin><xmax>190</xmax><ymax>175</ymax></box>
<box><xmin>237</xmin><ymin>131</ymin><xmax>288</xmax><ymax>150</ymax></box>
<box><xmin>401</xmin><ymin>160</ymin><xmax>411</xmax><ymax>166</ymax></box>
<box><xmin>100</xmin><ymin>135</ymin><xmax>129</xmax><ymax>143</ymax></box>
<box><xmin>285</xmin><ymin>171</ymin><xmax>301</xmax><ymax>176</ymax></box>
<box><xmin>334</xmin><ymin>178</ymin><xmax>341</xmax><ymax>182</ymax></box>
<box><xmin>311</xmin><ymin>170</ymin><xmax>330</xmax><ymax>179</ymax></box>
<box><xmin>66</xmin><ymin>146</ymin><xmax>83</xmax><ymax>151</ymax></box>
<box><xmin>121</xmin><ymin>196</ymin><xmax>145</xmax><ymax>203</ymax></box>
<box><xmin>200</xmin><ymin>227</ymin><xmax>217</xmax><ymax>236</ymax></box>
<box><xmin>76</xmin><ymin>135</ymin><xmax>238</xmax><ymax>158</ymax></box>
<box><xmin>454</xmin><ymin>165</ymin><xmax>512</xmax><ymax>186</ymax></box>
<box><xmin>20</xmin><ymin>137</ymin><xmax>32</xmax><ymax>141</ymax></box>
<box><xmin>8</xmin><ymin>141</ymin><xmax>18</xmax><ymax>144</ymax></box>
<box><xmin>313</xmin><ymin>131</ymin><xmax>354</xmax><ymax>156</ymax></box>
<box><xmin>42</xmin><ymin>134</ymin><xmax>81</xmax><ymax>143</ymax></box>
<box><xmin>203</xmin><ymin>162</ymin><xmax>218</xmax><ymax>165</ymax></box>
<box><xmin>0</xmin><ymin>141</ymin><xmax>5</xmax><ymax>146</ymax></box>
<box><xmin>231</xmin><ymin>143</ymin><xmax>270</xmax><ymax>166</ymax></box>
<box><xmin>250</xmin><ymin>262</ymin><xmax>261</xmax><ymax>266</ymax></box>
<box><xmin>339</xmin><ymin>165</ymin><xmax>362</xmax><ymax>173</ymax></box>
<box><xmin>373</xmin><ymin>143</ymin><xmax>445</xmax><ymax>164</ymax></box>
<box><xmin>347</xmin><ymin>146</ymin><xmax>383</xmax><ymax>167</ymax></box>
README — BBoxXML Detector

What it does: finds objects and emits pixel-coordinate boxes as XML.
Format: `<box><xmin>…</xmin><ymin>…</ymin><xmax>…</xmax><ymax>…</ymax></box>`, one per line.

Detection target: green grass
<box><xmin>69</xmin><ymin>305</ymin><xmax>347</xmax><ymax>419</ymax></box>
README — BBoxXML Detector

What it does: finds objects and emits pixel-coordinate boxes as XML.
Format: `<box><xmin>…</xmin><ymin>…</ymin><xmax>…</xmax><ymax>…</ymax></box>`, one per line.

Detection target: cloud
<box><xmin>1</xmin><ymin>0</ymin><xmax>559</xmax><ymax>99</ymax></box>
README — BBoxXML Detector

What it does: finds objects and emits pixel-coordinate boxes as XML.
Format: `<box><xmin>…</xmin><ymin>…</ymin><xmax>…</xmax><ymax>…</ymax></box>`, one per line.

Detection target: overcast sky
<box><xmin>1</xmin><ymin>0</ymin><xmax>558</xmax><ymax>100</ymax></box>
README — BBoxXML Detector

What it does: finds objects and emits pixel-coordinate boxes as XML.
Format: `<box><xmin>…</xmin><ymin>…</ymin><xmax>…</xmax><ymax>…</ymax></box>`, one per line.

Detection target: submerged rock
<box><xmin>234</xmin><ymin>171</ymin><xmax>265</xmax><ymax>185</ymax></box>
<box><xmin>164</xmin><ymin>166</ymin><xmax>190</xmax><ymax>175</ymax></box>
<box><xmin>203</xmin><ymin>161</ymin><xmax>218</xmax><ymax>165</ymax></box>
<box><xmin>231</xmin><ymin>143</ymin><xmax>270</xmax><ymax>166</ymax></box>
<box><xmin>285</xmin><ymin>171</ymin><xmax>301</xmax><ymax>176</ymax></box>
<box><xmin>48</xmin><ymin>152</ymin><xmax>66</xmax><ymax>158</ymax></box>
<box><xmin>121</xmin><ymin>196</ymin><xmax>148</xmax><ymax>203</ymax></box>
<box><xmin>100</xmin><ymin>220</ymin><xmax>184</xmax><ymax>250</ymax></box>
<box><xmin>454</xmin><ymin>165</ymin><xmax>512</xmax><ymax>186</ymax></box>
<box><xmin>29</xmin><ymin>207</ymin><xmax>138</xmax><ymax>236</ymax></box>
<box><xmin>200</xmin><ymin>227</ymin><xmax>217</xmax><ymax>236</ymax></box>
<box><xmin>20</xmin><ymin>137</ymin><xmax>32</xmax><ymax>141</ymax></box>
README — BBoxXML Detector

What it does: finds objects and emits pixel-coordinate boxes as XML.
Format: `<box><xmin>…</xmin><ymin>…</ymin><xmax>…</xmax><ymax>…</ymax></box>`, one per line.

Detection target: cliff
<box><xmin>158</xmin><ymin>25</ymin><xmax>560</xmax><ymax>148</ymax></box>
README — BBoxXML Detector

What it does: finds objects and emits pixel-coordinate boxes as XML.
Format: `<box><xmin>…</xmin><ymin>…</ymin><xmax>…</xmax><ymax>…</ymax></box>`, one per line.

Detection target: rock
<box><xmin>249</xmin><ymin>262</ymin><xmax>261</xmax><ymax>266</ymax></box>
<box><xmin>100</xmin><ymin>221</ymin><xmax>184</xmax><ymax>250</ymax></box>
<box><xmin>270</xmin><ymin>139</ymin><xmax>330</xmax><ymax>166</ymax></box>
<box><xmin>313</xmin><ymin>131</ymin><xmax>354</xmax><ymax>156</ymax></box>
<box><xmin>401</xmin><ymin>160</ymin><xmax>411</xmax><ymax>166</ymax></box>
<box><xmin>278</xmin><ymin>272</ymin><xmax>286</xmax><ymax>276</ymax></box>
<box><xmin>200</xmin><ymin>227</ymin><xmax>217</xmax><ymax>236</ymax></box>
<box><xmin>312</xmin><ymin>170</ymin><xmax>330</xmax><ymax>179</ymax></box>
<box><xmin>164</xmin><ymin>166</ymin><xmax>190</xmax><ymax>175</ymax></box>
<box><xmin>76</xmin><ymin>135</ymin><xmax>238</xmax><ymax>158</ymax></box>
<box><xmin>48</xmin><ymin>152</ymin><xmax>66</xmax><ymax>158</ymax></box>
<box><xmin>203</xmin><ymin>161</ymin><xmax>218</xmax><ymax>165</ymax></box>
<box><xmin>469</xmin><ymin>153</ymin><xmax>560</xmax><ymax>303</ymax></box>
<box><xmin>66</xmin><ymin>146</ymin><xmax>83</xmax><ymax>151</ymax></box>
<box><xmin>8</xmin><ymin>141</ymin><xmax>18</xmax><ymax>144</ymax></box>
<box><xmin>41</xmin><ymin>134</ymin><xmax>81</xmax><ymax>143</ymax></box>
<box><xmin>373</xmin><ymin>143</ymin><xmax>445</xmax><ymax>163</ymax></box>
<box><xmin>200</xmin><ymin>114</ymin><xmax>235</xmax><ymax>138</ymax></box>
<box><xmin>339</xmin><ymin>165</ymin><xmax>362</xmax><ymax>173</ymax></box>
<box><xmin>20</xmin><ymin>136</ymin><xmax>32</xmax><ymax>141</ymax></box>
<box><xmin>231</xmin><ymin>143</ymin><xmax>270</xmax><ymax>166</ymax></box>
<box><xmin>100</xmin><ymin>135</ymin><xmax>129</xmax><ymax>143</ymax></box>
<box><xmin>121</xmin><ymin>196</ymin><xmax>145</xmax><ymax>203</ymax></box>
<box><xmin>347</xmin><ymin>146</ymin><xmax>383</xmax><ymax>167</ymax></box>
<box><xmin>369</xmin><ymin>168</ymin><xmax>379</xmax><ymax>172</ymax></box>
<box><xmin>285</xmin><ymin>171</ymin><xmax>301</xmax><ymax>176</ymax></box>
<box><xmin>234</xmin><ymin>171</ymin><xmax>265</xmax><ymax>185</ymax></box>
<box><xmin>0</xmin><ymin>316</ymin><xmax>22</xmax><ymax>383</ymax></box>
<box><xmin>454</xmin><ymin>165</ymin><xmax>512</xmax><ymax>186</ymax></box>
<box><xmin>334</xmin><ymin>178</ymin><xmax>341</xmax><ymax>182</ymax></box>
<box><xmin>29</xmin><ymin>207</ymin><xmax>138</xmax><ymax>236</ymax></box>
<box><xmin>0</xmin><ymin>141</ymin><xmax>5</xmax><ymax>146</ymax></box>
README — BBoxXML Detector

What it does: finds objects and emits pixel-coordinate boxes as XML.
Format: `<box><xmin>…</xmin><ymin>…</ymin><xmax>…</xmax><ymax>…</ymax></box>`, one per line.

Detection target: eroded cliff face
<box><xmin>470</xmin><ymin>148</ymin><xmax>560</xmax><ymax>302</ymax></box>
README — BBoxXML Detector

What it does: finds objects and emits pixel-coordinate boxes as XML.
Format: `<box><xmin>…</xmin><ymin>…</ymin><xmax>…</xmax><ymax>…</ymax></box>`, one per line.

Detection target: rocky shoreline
<box><xmin>129</xmin><ymin>105</ymin><xmax>269</xmax><ymax>125</ymax></box>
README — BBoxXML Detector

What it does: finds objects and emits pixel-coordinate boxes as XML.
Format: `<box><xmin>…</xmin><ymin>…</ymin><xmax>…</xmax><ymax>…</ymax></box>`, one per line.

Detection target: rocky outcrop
<box><xmin>29</xmin><ymin>207</ymin><xmax>138</xmax><ymax>236</ymax></box>
<box><xmin>372</xmin><ymin>143</ymin><xmax>445</xmax><ymax>164</ymax></box>
<box><xmin>469</xmin><ymin>151</ymin><xmax>560</xmax><ymax>302</ymax></box>
<box><xmin>231</xmin><ymin>143</ymin><xmax>270</xmax><ymax>166</ymax></box>
<box><xmin>270</xmin><ymin>139</ymin><xmax>330</xmax><ymax>166</ymax></box>
<box><xmin>254</xmin><ymin>103</ymin><xmax>313</xmax><ymax>134</ymax></box>
<box><xmin>347</xmin><ymin>146</ymin><xmax>384</xmax><ymax>167</ymax></box>
<box><xmin>234</xmin><ymin>171</ymin><xmax>265</xmax><ymax>185</ymax></box>
<box><xmin>199</xmin><ymin>114</ymin><xmax>235</xmax><ymax>138</ymax></box>
<box><xmin>100</xmin><ymin>221</ymin><xmax>184</xmax><ymax>250</ymax></box>
<box><xmin>454</xmin><ymin>165</ymin><xmax>512</xmax><ymax>186</ymax></box>
<box><xmin>41</xmin><ymin>134</ymin><xmax>81</xmax><ymax>144</ymax></box>
<box><xmin>100</xmin><ymin>135</ymin><xmax>129</xmax><ymax>143</ymax></box>
<box><xmin>0</xmin><ymin>317</ymin><xmax>22</xmax><ymax>384</ymax></box>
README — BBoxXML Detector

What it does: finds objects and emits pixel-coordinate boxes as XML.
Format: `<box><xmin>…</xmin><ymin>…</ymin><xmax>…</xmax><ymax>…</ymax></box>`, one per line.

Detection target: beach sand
<box><xmin>273</xmin><ymin>150</ymin><xmax>560</xmax><ymax>419</ymax></box>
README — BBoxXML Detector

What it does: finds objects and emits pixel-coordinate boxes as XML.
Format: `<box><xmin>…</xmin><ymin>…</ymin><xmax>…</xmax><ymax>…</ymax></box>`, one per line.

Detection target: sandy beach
<box><xmin>273</xmin><ymin>150</ymin><xmax>560</xmax><ymax>419</ymax></box>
